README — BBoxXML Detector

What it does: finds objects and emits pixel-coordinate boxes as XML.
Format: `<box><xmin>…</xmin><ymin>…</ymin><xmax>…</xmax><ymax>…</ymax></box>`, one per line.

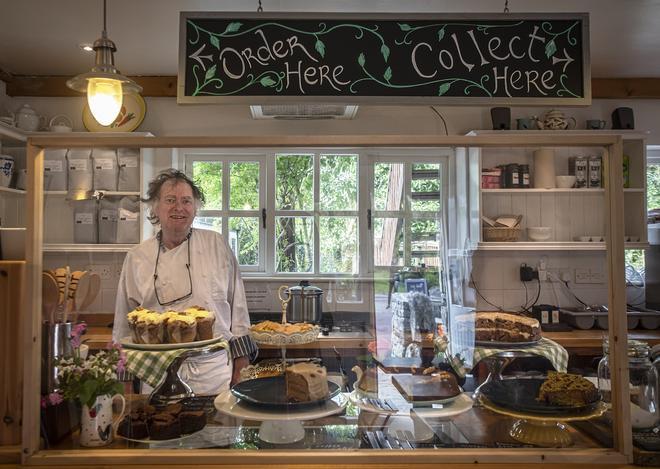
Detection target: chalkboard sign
<box><xmin>178</xmin><ymin>13</ymin><xmax>590</xmax><ymax>105</ymax></box>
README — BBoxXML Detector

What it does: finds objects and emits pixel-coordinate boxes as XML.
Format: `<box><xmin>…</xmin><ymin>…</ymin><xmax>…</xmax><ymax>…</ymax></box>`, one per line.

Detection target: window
<box><xmin>185</xmin><ymin>153</ymin><xmax>265</xmax><ymax>271</ymax></box>
<box><xmin>185</xmin><ymin>149</ymin><xmax>450</xmax><ymax>278</ymax></box>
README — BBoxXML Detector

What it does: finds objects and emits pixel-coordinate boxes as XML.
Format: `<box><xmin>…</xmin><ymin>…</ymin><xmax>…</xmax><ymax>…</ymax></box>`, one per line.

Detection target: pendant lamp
<box><xmin>66</xmin><ymin>0</ymin><xmax>142</xmax><ymax>126</ymax></box>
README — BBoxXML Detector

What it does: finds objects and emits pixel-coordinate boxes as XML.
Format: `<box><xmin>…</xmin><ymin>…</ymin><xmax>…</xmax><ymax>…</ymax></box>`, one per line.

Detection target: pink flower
<box><xmin>40</xmin><ymin>396</ymin><xmax>47</xmax><ymax>409</ymax></box>
<box><xmin>70</xmin><ymin>323</ymin><xmax>87</xmax><ymax>349</ymax></box>
<box><xmin>48</xmin><ymin>392</ymin><xmax>63</xmax><ymax>406</ymax></box>
<box><xmin>117</xmin><ymin>354</ymin><xmax>127</xmax><ymax>374</ymax></box>
<box><xmin>367</xmin><ymin>341</ymin><xmax>377</xmax><ymax>355</ymax></box>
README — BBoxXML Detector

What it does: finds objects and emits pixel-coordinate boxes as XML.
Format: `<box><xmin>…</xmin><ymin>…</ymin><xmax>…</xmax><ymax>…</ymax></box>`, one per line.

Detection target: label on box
<box><xmin>99</xmin><ymin>209</ymin><xmax>118</xmax><ymax>222</ymax></box>
<box><xmin>552</xmin><ymin>309</ymin><xmax>560</xmax><ymax>323</ymax></box>
<box><xmin>94</xmin><ymin>158</ymin><xmax>114</xmax><ymax>170</ymax></box>
<box><xmin>68</xmin><ymin>159</ymin><xmax>88</xmax><ymax>171</ymax></box>
<box><xmin>119</xmin><ymin>156</ymin><xmax>138</xmax><ymax>168</ymax></box>
<box><xmin>541</xmin><ymin>310</ymin><xmax>549</xmax><ymax>324</ymax></box>
<box><xmin>119</xmin><ymin>208</ymin><xmax>138</xmax><ymax>221</ymax></box>
<box><xmin>44</xmin><ymin>160</ymin><xmax>63</xmax><ymax>172</ymax></box>
<box><xmin>75</xmin><ymin>213</ymin><xmax>94</xmax><ymax>225</ymax></box>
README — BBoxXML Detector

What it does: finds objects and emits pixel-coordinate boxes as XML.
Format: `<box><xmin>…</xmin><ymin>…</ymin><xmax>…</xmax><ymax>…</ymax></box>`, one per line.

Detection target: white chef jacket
<box><xmin>113</xmin><ymin>228</ymin><xmax>252</xmax><ymax>395</ymax></box>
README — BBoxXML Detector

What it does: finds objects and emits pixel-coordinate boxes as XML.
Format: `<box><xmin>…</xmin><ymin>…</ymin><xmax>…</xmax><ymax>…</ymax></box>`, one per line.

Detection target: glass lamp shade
<box><xmin>87</xmin><ymin>78</ymin><xmax>123</xmax><ymax>126</ymax></box>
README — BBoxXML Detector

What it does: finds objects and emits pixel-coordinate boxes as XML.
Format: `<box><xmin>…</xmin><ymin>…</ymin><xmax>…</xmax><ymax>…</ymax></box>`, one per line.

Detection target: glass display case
<box><xmin>21</xmin><ymin>133</ymin><xmax>641</xmax><ymax>466</ymax></box>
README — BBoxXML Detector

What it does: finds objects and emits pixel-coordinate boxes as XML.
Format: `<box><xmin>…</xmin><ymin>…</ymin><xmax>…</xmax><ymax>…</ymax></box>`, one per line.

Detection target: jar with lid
<box><xmin>518</xmin><ymin>164</ymin><xmax>530</xmax><ymax>188</ymax></box>
<box><xmin>504</xmin><ymin>163</ymin><xmax>520</xmax><ymax>188</ymax></box>
<box><xmin>597</xmin><ymin>338</ymin><xmax>658</xmax><ymax>429</ymax></box>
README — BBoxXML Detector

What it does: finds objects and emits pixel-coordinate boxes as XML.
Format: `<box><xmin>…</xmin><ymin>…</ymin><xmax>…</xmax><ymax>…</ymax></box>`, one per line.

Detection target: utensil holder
<box><xmin>41</xmin><ymin>322</ymin><xmax>74</xmax><ymax>395</ymax></box>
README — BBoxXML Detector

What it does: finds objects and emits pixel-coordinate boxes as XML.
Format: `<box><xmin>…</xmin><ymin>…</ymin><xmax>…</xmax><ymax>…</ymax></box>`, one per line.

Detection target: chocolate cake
<box><xmin>116</xmin><ymin>400</ymin><xmax>206</xmax><ymax>441</ymax></box>
<box><xmin>537</xmin><ymin>371</ymin><xmax>599</xmax><ymax>406</ymax></box>
<box><xmin>285</xmin><ymin>363</ymin><xmax>329</xmax><ymax>402</ymax></box>
<box><xmin>179</xmin><ymin>410</ymin><xmax>207</xmax><ymax>434</ymax></box>
<box><xmin>456</xmin><ymin>312</ymin><xmax>541</xmax><ymax>343</ymax></box>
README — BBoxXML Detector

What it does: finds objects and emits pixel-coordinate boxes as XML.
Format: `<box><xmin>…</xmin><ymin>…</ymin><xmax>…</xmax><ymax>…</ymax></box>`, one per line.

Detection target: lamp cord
<box><xmin>503</xmin><ymin>0</ymin><xmax>510</xmax><ymax>13</ymax></box>
<box><xmin>257</xmin><ymin>0</ymin><xmax>263</xmax><ymax>12</ymax></box>
<box><xmin>103</xmin><ymin>0</ymin><xmax>107</xmax><ymax>33</ymax></box>
<box><xmin>429</xmin><ymin>106</ymin><xmax>449</xmax><ymax>136</ymax></box>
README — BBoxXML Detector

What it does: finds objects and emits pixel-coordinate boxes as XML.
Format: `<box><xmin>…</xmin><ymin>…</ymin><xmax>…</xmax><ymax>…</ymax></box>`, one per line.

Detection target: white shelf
<box><xmin>481</xmin><ymin>188</ymin><xmax>604</xmax><ymax>193</ymax></box>
<box><xmin>44</xmin><ymin>191</ymin><xmax>141</xmax><ymax>197</ymax></box>
<box><xmin>476</xmin><ymin>241</ymin><xmax>649</xmax><ymax>251</ymax></box>
<box><xmin>0</xmin><ymin>186</ymin><xmax>26</xmax><ymax>195</ymax></box>
<box><xmin>467</xmin><ymin>129</ymin><xmax>650</xmax><ymax>139</ymax></box>
<box><xmin>43</xmin><ymin>243</ymin><xmax>136</xmax><ymax>253</ymax></box>
<box><xmin>624</xmin><ymin>188</ymin><xmax>645</xmax><ymax>193</ymax></box>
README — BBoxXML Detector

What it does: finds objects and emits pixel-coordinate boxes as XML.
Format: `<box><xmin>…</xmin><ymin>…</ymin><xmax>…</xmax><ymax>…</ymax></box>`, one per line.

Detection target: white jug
<box><xmin>15</xmin><ymin>104</ymin><xmax>45</xmax><ymax>132</ymax></box>
<box><xmin>49</xmin><ymin>114</ymin><xmax>73</xmax><ymax>132</ymax></box>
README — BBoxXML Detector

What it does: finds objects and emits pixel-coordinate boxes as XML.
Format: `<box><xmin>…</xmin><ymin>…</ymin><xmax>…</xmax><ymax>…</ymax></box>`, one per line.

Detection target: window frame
<box><xmin>183</xmin><ymin>150</ymin><xmax>267</xmax><ymax>272</ymax></box>
<box><xmin>182</xmin><ymin>147</ymin><xmax>452</xmax><ymax>278</ymax></box>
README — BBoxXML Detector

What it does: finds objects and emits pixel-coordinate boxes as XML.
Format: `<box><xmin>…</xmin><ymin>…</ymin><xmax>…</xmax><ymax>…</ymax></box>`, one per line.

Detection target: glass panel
<box><xmin>320</xmin><ymin>154</ymin><xmax>358</xmax><ymax>210</ymax></box>
<box><xmin>276</xmin><ymin>154</ymin><xmax>313</xmax><ymax>211</ymax></box>
<box><xmin>410</xmin><ymin>218</ymin><xmax>440</xmax><ymax>267</ymax></box>
<box><xmin>411</xmin><ymin>163</ymin><xmax>441</xmax><ymax>211</ymax></box>
<box><xmin>319</xmin><ymin>216</ymin><xmax>358</xmax><ymax>274</ymax></box>
<box><xmin>193</xmin><ymin>216</ymin><xmax>222</xmax><ymax>233</ymax></box>
<box><xmin>192</xmin><ymin>161</ymin><xmax>222</xmax><ymax>210</ymax></box>
<box><xmin>230</xmin><ymin>161</ymin><xmax>259</xmax><ymax>210</ymax></box>
<box><xmin>275</xmin><ymin>216</ymin><xmax>313</xmax><ymax>272</ymax></box>
<box><xmin>374</xmin><ymin>163</ymin><xmax>404</xmax><ymax>211</ymax></box>
<box><xmin>373</xmin><ymin>217</ymin><xmax>404</xmax><ymax>267</ymax></box>
<box><xmin>228</xmin><ymin>217</ymin><xmax>259</xmax><ymax>266</ymax></box>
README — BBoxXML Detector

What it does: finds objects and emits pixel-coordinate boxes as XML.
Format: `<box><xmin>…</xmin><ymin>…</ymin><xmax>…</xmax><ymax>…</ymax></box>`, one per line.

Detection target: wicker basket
<box><xmin>483</xmin><ymin>226</ymin><xmax>522</xmax><ymax>242</ymax></box>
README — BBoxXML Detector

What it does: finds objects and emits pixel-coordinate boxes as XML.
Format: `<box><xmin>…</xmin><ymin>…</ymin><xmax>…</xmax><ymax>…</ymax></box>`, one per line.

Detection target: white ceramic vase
<box><xmin>80</xmin><ymin>394</ymin><xmax>125</xmax><ymax>447</ymax></box>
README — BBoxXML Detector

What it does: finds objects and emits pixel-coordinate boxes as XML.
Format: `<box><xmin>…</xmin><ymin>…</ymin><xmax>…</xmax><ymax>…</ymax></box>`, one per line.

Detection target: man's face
<box><xmin>156</xmin><ymin>180</ymin><xmax>195</xmax><ymax>235</ymax></box>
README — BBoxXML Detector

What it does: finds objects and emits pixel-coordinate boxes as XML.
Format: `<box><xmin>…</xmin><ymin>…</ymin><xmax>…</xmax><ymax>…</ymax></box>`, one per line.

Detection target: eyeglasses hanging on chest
<box><xmin>153</xmin><ymin>230</ymin><xmax>193</xmax><ymax>306</ymax></box>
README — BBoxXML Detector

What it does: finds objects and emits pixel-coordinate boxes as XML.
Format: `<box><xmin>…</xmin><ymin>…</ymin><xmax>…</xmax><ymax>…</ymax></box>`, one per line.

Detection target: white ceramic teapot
<box><xmin>536</xmin><ymin>109</ymin><xmax>576</xmax><ymax>130</ymax></box>
<box><xmin>15</xmin><ymin>104</ymin><xmax>45</xmax><ymax>132</ymax></box>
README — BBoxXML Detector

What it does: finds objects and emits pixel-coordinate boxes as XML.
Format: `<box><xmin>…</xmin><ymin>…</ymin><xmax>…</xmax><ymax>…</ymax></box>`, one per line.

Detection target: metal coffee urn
<box><xmin>287</xmin><ymin>280</ymin><xmax>323</xmax><ymax>324</ymax></box>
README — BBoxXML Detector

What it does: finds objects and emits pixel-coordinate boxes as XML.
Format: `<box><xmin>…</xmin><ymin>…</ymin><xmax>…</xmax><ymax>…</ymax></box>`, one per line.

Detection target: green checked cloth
<box><xmin>125</xmin><ymin>340</ymin><xmax>229</xmax><ymax>387</ymax></box>
<box><xmin>438</xmin><ymin>337</ymin><xmax>568</xmax><ymax>378</ymax></box>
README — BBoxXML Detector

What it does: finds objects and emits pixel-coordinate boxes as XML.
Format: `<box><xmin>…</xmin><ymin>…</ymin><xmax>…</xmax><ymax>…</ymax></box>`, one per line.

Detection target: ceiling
<box><xmin>1</xmin><ymin>0</ymin><xmax>659</xmax><ymax>78</ymax></box>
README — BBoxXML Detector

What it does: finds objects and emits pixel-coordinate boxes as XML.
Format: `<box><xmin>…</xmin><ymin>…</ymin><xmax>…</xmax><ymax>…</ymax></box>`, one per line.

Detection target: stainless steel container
<box><xmin>287</xmin><ymin>281</ymin><xmax>323</xmax><ymax>324</ymax></box>
<box><xmin>41</xmin><ymin>322</ymin><xmax>74</xmax><ymax>394</ymax></box>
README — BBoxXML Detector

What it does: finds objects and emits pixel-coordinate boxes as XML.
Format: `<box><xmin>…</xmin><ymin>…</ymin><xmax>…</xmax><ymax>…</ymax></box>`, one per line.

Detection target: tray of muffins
<box><xmin>116</xmin><ymin>400</ymin><xmax>208</xmax><ymax>443</ymax></box>
<box><xmin>249</xmin><ymin>320</ymin><xmax>320</xmax><ymax>346</ymax></box>
<box><xmin>121</xmin><ymin>306</ymin><xmax>223</xmax><ymax>350</ymax></box>
<box><xmin>480</xmin><ymin>372</ymin><xmax>602</xmax><ymax>415</ymax></box>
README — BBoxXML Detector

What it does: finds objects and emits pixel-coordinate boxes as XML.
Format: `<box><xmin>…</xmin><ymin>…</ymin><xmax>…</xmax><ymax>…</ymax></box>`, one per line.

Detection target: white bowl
<box><xmin>555</xmin><ymin>175</ymin><xmax>577</xmax><ymax>188</ymax></box>
<box><xmin>527</xmin><ymin>227</ymin><xmax>552</xmax><ymax>241</ymax></box>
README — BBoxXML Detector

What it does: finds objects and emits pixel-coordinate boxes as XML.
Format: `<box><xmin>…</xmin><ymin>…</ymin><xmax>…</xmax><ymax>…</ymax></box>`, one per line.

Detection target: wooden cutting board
<box><xmin>392</xmin><ymin>374</ymin><xmax>459</xmax><ymax>402</ymax></box>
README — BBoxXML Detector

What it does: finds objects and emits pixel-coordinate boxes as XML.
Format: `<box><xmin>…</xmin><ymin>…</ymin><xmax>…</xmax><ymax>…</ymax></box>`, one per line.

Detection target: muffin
<box><xmin>184</xmin><ymin>306</ymin><xmax>215</xmax><ymax>340</ymax></box>
<box><xmin>165</xmin><ymin>312</ymin><xmax>197</xmax><ymax>344</ymax></box>
<box><xmin>127</xmin><ymin>307</ymin><xmax>148</xmax><ymax>343</ymax></box>
<box><xmin>134</xmin><ymin>311</ymin><xmax>165</xmax><ymax>344</ymax></box>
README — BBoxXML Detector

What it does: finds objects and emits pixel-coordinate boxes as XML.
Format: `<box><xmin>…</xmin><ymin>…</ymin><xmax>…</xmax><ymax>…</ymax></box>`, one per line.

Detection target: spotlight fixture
<box><xmin>66</xmin><ymin>0</ymin><xmax>142</xmax><ymax>126</ymax></box>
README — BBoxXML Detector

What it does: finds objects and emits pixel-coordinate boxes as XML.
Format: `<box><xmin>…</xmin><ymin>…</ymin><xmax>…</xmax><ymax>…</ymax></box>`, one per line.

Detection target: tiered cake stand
<box><xmin>479</xmin><ymin>396</ymin><xmax>607</xmax><ymax>447</ymax></box>
<box><xmin>227</xmin><ymin>285</ymin><xmax>335</xmax><ymax>444</ymax></box>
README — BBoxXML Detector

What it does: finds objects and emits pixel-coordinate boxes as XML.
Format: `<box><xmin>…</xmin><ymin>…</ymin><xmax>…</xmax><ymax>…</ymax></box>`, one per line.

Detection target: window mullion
<box><xmin>314</xmin><ymin>153</ymin><xmax>320</xmax><ymax>275</ymax></box>
<box><xmin>265</xmin><ymin>151</ymin><xmax>276</xmax><ymax>275</ymax></box>
<box><xmin>222</xmin><ymin>158</ymin><xmax>229</xmax><ymax>240</ymax></box>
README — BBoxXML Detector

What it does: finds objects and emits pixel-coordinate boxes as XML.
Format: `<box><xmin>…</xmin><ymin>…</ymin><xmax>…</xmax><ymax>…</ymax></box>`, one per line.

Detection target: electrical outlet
<box><xmin>575</xmin><ymin>268</ymin><xmax>591</xmax><ymax>283</ymax></box>
<box><xmin>87</xmin><ymin>264</ymin><xmax>112</xmax><ymax>280</ymax></box>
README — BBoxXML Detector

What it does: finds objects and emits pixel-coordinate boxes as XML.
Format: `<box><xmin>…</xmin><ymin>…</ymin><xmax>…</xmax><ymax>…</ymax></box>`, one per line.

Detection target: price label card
<box><xmin>119</xmin><ymin>208</ymin><xmax>138</xmax><ymax>221</ymax></box>
<box><xmin>99</xmin><ymin>209</ymin><xmax>118</xmax><ymax>222</ymax></box>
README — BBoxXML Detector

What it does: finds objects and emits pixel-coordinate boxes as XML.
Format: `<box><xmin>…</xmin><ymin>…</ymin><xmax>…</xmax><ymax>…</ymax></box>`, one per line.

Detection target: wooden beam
<box><xmin>5</xmin><ymin>76</ymin><xmax>660</xmax><ymax>99</ymax></box>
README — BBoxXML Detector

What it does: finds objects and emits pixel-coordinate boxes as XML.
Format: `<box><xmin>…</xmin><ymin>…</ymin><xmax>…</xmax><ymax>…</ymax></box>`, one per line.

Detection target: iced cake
<box><xmin>285</xmin><ymin>362</ymin><xmax>329</xmax><ymax>402</ymax></box>
<box><xmin>456</xmin><ymin>311</ymin><xmax>541</xmax><ymax>343</ymax></box>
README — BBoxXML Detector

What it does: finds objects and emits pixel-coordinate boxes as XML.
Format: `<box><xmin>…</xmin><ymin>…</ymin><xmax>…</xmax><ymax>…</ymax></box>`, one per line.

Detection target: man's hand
<box><xmin>231</xmin><ymin>356</ymin><xmax>249</xmax><ymax>387</ymax></box>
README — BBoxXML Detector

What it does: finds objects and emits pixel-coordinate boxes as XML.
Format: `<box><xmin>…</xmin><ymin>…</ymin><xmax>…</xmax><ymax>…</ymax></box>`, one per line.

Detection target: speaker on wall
<box><xmin>612</xmin><ymin>107</ymin><xmax>635</xmax><ymax>130</ymax></box>
<box><xmin>491</xmin><ymin>107</ymin><xmax>511</xmax><ymax>130</ymax></box>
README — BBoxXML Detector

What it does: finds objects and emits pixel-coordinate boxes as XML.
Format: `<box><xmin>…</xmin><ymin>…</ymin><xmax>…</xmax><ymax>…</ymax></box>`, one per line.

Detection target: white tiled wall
<box><xmin>43</xmin><ymin>252</ymin><xmax>127</xmax><ymax>314</ymax></box>
<box><xmin>469</xmin><ymin>251</ymin><xmax>610</xmax><ymax>311</ymax></box>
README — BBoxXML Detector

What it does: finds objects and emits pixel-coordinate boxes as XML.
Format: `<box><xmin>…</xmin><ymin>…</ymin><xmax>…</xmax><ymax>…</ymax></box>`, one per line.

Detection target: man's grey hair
<box><xmin>142</xmin><ymin>168</ymin><xmax>205</xmax><ymax>225</ymax></box>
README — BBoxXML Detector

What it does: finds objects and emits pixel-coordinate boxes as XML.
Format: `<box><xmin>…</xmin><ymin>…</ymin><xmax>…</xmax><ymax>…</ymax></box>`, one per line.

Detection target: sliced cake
<box><xmin>285</xmin><ymin>362</ymin><xmax>329</xmax><ymax>402</ymax></box>
<box><xmin>537</xmin><ymin>371</ymin><xmax>599</xmax><ymax>407</ymax></box>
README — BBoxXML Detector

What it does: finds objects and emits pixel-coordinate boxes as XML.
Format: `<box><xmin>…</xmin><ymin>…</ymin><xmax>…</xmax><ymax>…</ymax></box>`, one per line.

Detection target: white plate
<box><xmin>214</xmin><ymin>390</ymin><xmax>347</xmax><ymax>422</ymax></box>
<box><xmin>410</xmin><ymin>393</ymin><xmax>473</xmax><ymax>418</ymax></box>
<box><xmin>120</xmin><ymin>335</ymin><xmax>224</xmax><ymax>351</ymax></box>
<box><xmin>348</xmin><ymin>391</ymin><xmax>398</xmax><ymax>415</ymax></box>
<box><xmin>116</xmin><ymin>428</ymin><xmax>202</xmax><ymax>445</ymax></box>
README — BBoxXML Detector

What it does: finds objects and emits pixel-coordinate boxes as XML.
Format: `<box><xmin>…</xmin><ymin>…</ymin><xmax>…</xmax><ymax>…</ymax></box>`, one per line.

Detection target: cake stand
<box><xmin>214</xmin><ymin>390</ymin><xmax>348</xmax><ymax>444</ymax></box>
<box><xmin>479</xmin><ymin>396</ymin><xmax>607</xmax><ymax>447</ymax></box>
<box><xmin>472</xmin><ymin>350</ymin><xmax>536</xmax><ymax>399</ymax></box>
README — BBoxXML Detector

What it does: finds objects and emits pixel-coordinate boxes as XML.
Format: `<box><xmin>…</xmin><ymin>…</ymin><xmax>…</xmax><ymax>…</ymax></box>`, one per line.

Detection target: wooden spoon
<box><xmin>41</xmin><ymin>271</ymin><xmax>59</xmax><ymax>324</ymax></box>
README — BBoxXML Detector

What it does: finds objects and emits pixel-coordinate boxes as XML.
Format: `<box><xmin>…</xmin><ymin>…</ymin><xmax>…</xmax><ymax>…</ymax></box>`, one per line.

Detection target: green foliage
<box><xmin>319</xmin><ymin>154</ymin><xmax>357</xmax><ymax>210</ymax></box>
<box><xmin>648</xmin><ymin>164</ymin><xmax>660</xmax><ymax>210</ymax></box>
<box><xmin>193</xmin><ymin>161</ymin><xmax>222</xmax><ymax>209</ymax></box>
<box><xmin>230</xmin><ymin>162</ymin><xmax>259</xmax><ymax>210</ymax></box>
